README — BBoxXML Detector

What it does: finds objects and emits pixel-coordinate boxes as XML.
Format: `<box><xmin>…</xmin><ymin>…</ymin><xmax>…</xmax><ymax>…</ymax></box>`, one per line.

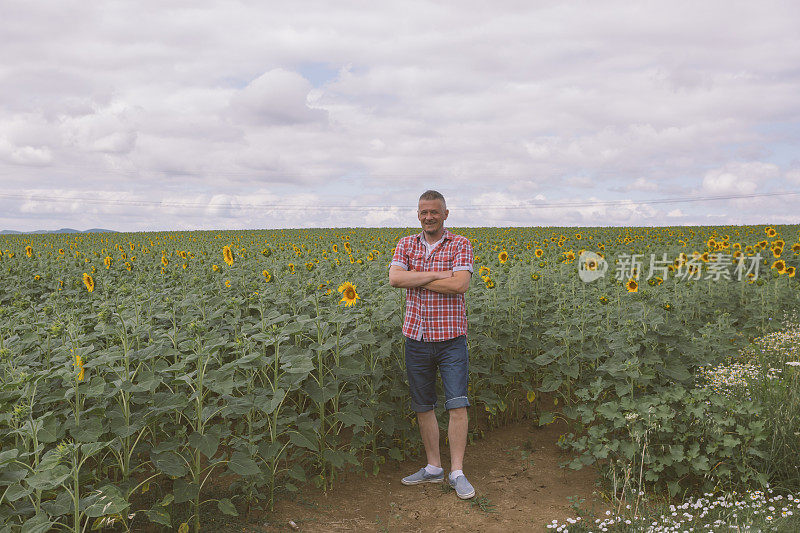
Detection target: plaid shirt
<box><xmin>390</xmin><ymin>229</ymin><xmax>474</xmax><ymax>341</ymax></box>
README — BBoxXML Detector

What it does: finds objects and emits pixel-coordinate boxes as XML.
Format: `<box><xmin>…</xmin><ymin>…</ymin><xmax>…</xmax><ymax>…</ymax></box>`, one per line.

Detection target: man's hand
<box><xmin>389</xmin><ymin>266</ymin><xmax>453</xmax><ymax>288</ymax></box>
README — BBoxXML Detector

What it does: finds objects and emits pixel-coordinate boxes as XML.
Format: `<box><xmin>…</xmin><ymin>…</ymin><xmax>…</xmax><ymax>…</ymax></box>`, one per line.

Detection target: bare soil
<box><xmin>247</xmin><ymin>420</ymin><xmax>603</xmax><ymax>532</ymax></box>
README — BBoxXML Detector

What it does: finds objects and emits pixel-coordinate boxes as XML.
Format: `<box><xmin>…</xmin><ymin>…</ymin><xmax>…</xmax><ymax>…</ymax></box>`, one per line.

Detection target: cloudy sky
<box><xmin>1</xmin><ymin>1</ymin><xmax>799</xmax><ymax>232</ymax></box>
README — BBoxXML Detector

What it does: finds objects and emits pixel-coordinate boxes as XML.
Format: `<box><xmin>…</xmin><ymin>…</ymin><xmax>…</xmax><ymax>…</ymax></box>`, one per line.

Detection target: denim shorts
<box><xmin>405</xmin><ymin>335</ymin><xmax>470</xmax><ymax>412</ymax></box>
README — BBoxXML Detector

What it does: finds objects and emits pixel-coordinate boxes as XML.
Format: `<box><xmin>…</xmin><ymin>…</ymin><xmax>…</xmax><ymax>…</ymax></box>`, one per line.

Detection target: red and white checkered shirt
<box><xmin>390</xmin><ymin>229</ymin><xmax>474</xmax><ymax>342</ymax></box>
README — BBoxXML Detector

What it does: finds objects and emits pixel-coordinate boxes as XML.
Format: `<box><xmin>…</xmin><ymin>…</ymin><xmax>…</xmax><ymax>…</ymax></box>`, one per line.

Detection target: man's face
<box><xmin>417</xmin><ymin>198</ymin><xmax>448</xmax><ymax>236</ymax></box>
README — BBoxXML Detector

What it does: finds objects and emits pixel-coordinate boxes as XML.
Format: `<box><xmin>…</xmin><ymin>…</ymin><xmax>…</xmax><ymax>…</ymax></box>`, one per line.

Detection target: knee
<box><xmin>449</xmin><ymin>407</ymin><xmax>468</xmax><ymax>422</ymax></box>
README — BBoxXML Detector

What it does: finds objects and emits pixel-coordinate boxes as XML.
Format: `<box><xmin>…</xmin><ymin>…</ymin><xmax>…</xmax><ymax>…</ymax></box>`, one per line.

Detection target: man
<box><xmin>388</xmin><ymin>190</ymin><xmax>475</xmax><ymax>500</ymax></box>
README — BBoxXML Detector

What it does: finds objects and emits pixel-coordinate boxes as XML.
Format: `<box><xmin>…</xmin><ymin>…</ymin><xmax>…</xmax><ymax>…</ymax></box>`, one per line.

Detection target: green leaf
<box><xmin>287</xmin><ymin>463</ymin><xmax>306</xmax><ymax>482</ymax></box>
<box><xmin>70</xmin><ymin>418</ymin><xmax>103</xmax><ymax>443</ymax></box>
<box><xmin>145</xmin><ymin>507</ymin><xmax>171</xmax><ymax>527</ymax></box>
<box><xmin>323</xmin><ymin>448</ymin><xmax>345</xmax><ymax>469</ymax></box>
<box><xmin>538</xmin><ymin>375</ymin><xmax>562</xmax><ymax>393</ymax></box>
<box><xmin>0</xmin><ymin>448</ymin><xmax>19</xmax><ymax>465</ymax></box>
<box><xmin>335</xmin><ymin>411</ymin><xmax>366</xmax><ymax>429</ymax></box>
<box><xmin>228</xmin><ymin>451</ymin><xmax>260</xmax><ymax>476</ymax></box>
<box><xmin>173</xmin><ymin>479</ymin><xmax>199</xmax><ymax>504</ymax></box>
<box><xmin>20</xmin><ymin>512</ymin><xmax>52</xmax><ymax>533</ymax></box>
<box><xmin>81</xmin><ymin>442</ymin><xmax>106</xmax><ymax>458</ymax></box>
<box><xmin>83</xmin><ymin>484</ymin><xmax>130</xmax><ymax>518</ymax></box>
<box><xmin>25</xmin><ymin>465</ymin><xmax>70</xmax><ymax>490</ymax></box>
<box><xmin>538</xmin><ymin>412</ymin><xmax>555</xmax><ymax>426</ymax></box>
<box><xmin>150</xmin><ymin>451</ymin><xmax>188</xmax><ymax>477</ymax></box>
<box><xmin>0</xmin><ymin>466</ymin><xmax>28</xmax><ymax>484</ymax></box>
<box><xmin>41</xmin><ymin>490</ymin><xmax>72</xmax><ymax>516</ymax></box>
<box><xmin>188</xmin><ymin>431</ymin><xmax>219</xmax><ymax>459</ymax></box>
<box><xmin>38</xmin><ymin>417</ymin><xmax>64</xmax><ymax>444</ymax></box>
<box><xmin>218</xmin><ymin>498</ymin><xmax>238</xmax><ymax>516</ymax></box>
<box><xmin>289</xmin><ymin>431</ymin><xmax>318</xmax><ymax>451</ymax></box>
<box><xmin>260</xmin><ymin>388</ymin><xmax>286</xmax><ymax>415</ymax></box>
<box><xmin>86</xmin><ymin>376</ymin><xmax>106</xmax><ymax>397</ymax></box>
<box><xmin>4</xmin><ymin>482</ymin><xmax>33</xmax><ymax>502</ymax></box>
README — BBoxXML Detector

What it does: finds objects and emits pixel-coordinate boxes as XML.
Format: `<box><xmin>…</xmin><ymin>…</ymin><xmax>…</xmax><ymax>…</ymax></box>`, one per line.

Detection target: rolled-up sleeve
<box><xmin>390</xmin><ymin>239</ymin><xmax>408</xmax><ymax>270</ymax></box>
<box><xmin>452</xmin><ymin>238</ymin><xmax>474</xmax><ymax>273</ymax></box>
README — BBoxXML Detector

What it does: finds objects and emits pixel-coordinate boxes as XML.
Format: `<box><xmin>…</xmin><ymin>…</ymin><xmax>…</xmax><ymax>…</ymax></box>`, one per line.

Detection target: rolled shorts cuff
<box><xmin>444</xmin><ymin>395</ymin><xmax>470</xmax><ymax>410</ymax></box>
<box><xmin>411</xmin><ymin>399</ymin><xmax>437</xmax><ymax>413</ymax></box>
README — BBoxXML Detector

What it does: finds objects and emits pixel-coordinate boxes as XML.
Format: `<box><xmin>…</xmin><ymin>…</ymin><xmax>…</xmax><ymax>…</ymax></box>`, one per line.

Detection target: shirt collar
<box><xmin>417</xmin><ymin>228</ymin><xmax>452</xmax><ymax>245</ymax></box>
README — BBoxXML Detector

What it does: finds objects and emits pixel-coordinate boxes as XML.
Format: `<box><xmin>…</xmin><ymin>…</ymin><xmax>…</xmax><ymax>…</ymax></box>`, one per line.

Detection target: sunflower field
<box><xmin>1</xmin><ymin>225</ymin><xmax>799</xmax><ymax>531</ymax></box>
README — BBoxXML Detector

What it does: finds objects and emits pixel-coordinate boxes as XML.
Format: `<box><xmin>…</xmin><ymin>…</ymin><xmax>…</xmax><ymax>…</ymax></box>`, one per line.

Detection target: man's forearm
<box><xmin>422</xmin><ymin>272</ymin><xmax>470</xmax><ymax>294</ymax></box>
<box><xmin>389</xmin><ymin>268</ymin><xmax>451</xmax><ymax>288</ymax></box>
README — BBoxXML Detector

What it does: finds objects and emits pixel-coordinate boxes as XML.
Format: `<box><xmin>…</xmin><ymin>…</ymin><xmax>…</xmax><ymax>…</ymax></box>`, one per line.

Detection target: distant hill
<box><xmin>0</xmin><ymin>228</ymin><xmax>116</xmax><ymax>235</ymax></box>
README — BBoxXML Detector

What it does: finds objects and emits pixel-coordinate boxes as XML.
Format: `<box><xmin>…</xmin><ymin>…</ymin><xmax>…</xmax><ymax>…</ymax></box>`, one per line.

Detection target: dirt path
<box><xmin>255</xmin><ymin>420</ymin><xmax>601</xmax><ymax>532</ymax></box>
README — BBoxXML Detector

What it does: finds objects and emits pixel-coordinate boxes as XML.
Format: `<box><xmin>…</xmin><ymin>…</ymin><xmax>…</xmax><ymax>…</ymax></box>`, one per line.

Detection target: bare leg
<box><xmin>448</xmin><ymin>407</ymin><xmax>468</xmax><ymax>471</ymax></box>
<box><xmin>417</xmin><ymin>410</ymin><xmax>441</xmax><ymax>467</ymax></box>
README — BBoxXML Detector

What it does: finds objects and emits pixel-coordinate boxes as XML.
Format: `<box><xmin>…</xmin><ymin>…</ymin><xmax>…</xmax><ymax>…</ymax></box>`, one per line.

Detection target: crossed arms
<box><xmin>388</xmin><ymin>266</ymin><xmax>471</xmax><ymax>295</ymax></box>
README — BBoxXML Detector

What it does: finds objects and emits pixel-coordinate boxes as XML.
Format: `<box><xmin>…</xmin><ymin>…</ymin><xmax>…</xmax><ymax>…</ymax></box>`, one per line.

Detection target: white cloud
<box><xmin>0</xmin><ymin>138</ymin><xmax>53</xmax><ymax>166</ymax></box>
<box><xmin>1</xmin><ymin>1</ymin><xmax>799</xmax><ymax>230</ymax></box>
<box><xmin>702</xmin><ymin>161</ymin><xmax>780</xmax><ymax>194</ymax></box>
<box><xmin>626</xmin><ymin>178</ymin><xmax>658</xmax><ymax>192</ymax></box>
<box><xmin>228</xmin><ymin>69</ymin><xmax>326</xmax><ymax>126</ymax></box>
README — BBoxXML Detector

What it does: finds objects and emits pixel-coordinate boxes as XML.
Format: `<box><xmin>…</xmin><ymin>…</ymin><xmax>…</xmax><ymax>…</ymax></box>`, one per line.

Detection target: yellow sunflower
<box><xmin>161</xmin><ymin>256</ymin><xmax>169</xmax><ymax>267</ymax></box>
<box><xmin>223</xmin><ymin>245</ymin><xmax>234</xmax><ymax>266</ymax></box>
<box><xmin>25</xmin><ymin>246</ymin><xmax>33</xmax><ymax>257</ymax></box>
<box><xmin>498</xmin><ymin>251</ymin><xmax>508</xmax><ymax>263</ymax></box>
<box><xmin>772</xmin><ymin>260</ymin><xmax>786</xmax><ymax>274</ymax></box>
<box><xmin>478</xmin><ymin>266</ymin><xmax>491</xmax><ymax>277</ymax></box>
<box><xmin>626</xmin><ymin>278</ymin><xmax>638</xmax><ymax>293</ymax></box>
<box><xmin>338</xmin><ymin>282</ymin><xmax>360</xmax><ymax>306</ymax></box>
<box><xmin>104</xmin><ymin>256</ymin><xmax>112</xmax><ymax>269</ymax></box>
<box><xmin>786</xmin><ymin>266</ymin><xmax>796</xmax><ymax>277</ymax></box>
<box><xmin>82</xmin><ymin>273</ymin><xmax>95</xmax><ymax>293</ymax></box>
<box><xmin>535</xmin><ymin>248</ymin><xmax>543</xmax><ymax>258</ymax></box>
<box><xmin>262</xmin><ymin>269</ymin><xmax>272</xmax><ymax>282</ymax></box>
<box><xmin>74</xmin><ymin>354</ymin><xmax>85</xmax><ymax>382</ymax></box>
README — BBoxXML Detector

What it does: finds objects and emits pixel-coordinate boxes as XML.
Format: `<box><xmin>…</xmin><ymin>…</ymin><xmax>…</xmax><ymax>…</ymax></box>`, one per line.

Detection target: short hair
<box><xmin>419</xmin><ymin>190</ymin><xmax>446</xmax><ymax>210</ymax></box>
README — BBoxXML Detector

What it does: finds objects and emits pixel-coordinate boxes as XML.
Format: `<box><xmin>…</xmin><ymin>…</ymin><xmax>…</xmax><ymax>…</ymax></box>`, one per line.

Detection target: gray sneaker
<box><xmin>401</xmin><ymin>467</ymin><xmax>444</xmax><ymax>485</ymax></box>
<box><xmin>448</xmin><ymin>474</ymin><xmax>475</xmax><ymax>499</ymax></box>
